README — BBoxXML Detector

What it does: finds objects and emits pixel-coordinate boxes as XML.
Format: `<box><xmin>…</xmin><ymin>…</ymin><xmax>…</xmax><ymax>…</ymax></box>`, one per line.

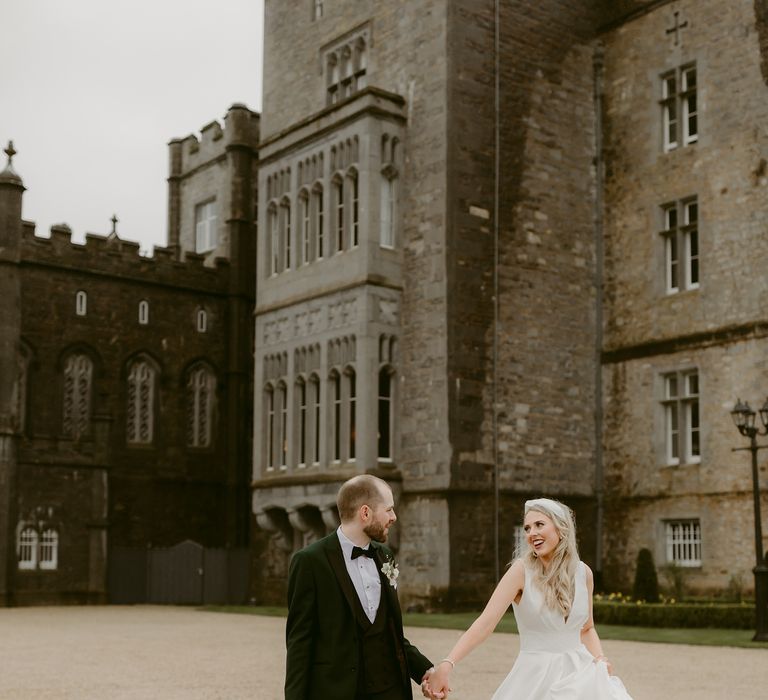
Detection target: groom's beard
<box><xmin>364</xmin><ymin>520</ymin><xmax>389</xmax><ymax>543</ymax></box>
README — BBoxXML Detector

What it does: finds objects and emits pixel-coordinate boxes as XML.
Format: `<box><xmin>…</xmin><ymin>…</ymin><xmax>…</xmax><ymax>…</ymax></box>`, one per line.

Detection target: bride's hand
<box><xmin>427</xmin><ymin>663</ymin><xmax>452</xmax><ymax>698</ymax></box>
<box><xmin>594</xmin><ymin>655</ymin><xmax>614</xmax><ymax>675</ymax></box>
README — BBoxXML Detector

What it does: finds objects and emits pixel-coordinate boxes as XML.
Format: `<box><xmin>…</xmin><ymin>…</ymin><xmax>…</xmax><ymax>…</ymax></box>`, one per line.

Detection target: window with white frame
<box><xmin>296</xmin><ymin>378</ymin><xmax>307</xmax><ymax>467</ymax></box>
<box><xmin>324</xmin><ymin>32</ymin><xmax>368</xmax><ymax>106</ymax></box>
<box><xmin>265</xmin><ymin>385</ymin><xmax>275</xmax><ymax>469</ymax></box>
<box><xmin>39</xmin><ymin>529</ymin><xmax>59</xmax><ymax>570</ymax></box>
<box><xmin>17</xmin><ymin>527</ymin><xmax>38</xmax><ymax>570</ymax></box>
<box><xmin>310</xmin><ymin>374</ymin><xmax>321</xmax><ymax>464</ymax></box>
<box><xmin>333</xmin><ymin>177</ymin><xmax>345</xmax><ymax>253</ymax></box>
<box><xmin>138</xmin><ymin>300</ymin><xmax>149</xmax><ymax>325</ymax></box>
<box><xmin>281</xmin><ymin>198</ymin><xmax>292</xmax><ymax>270</ymax></box>
<box><xmin>196</xmin><ymin>308</ymin><xmax>208</xmax><ymax>333</ymax></box>
<box><xmin>268</xmin><ymin>204</ymin><xmax>279</xmax><ymax>275</ymax></box>
<box><xmin>312</xmin><ymin>185</ymin><xmax>324</xmax><ymax>260</ymax></box>
<box><xmin>380</xmin><ymin>171</ymin><xmax>397</xmax><ymax>248</ymax></box>
<box><xmin>661</xmin><ymin>65</ymin><xmax>697</xmax><ymax>152</ymax></box>
<box><xmin>75</xmin><ymin>290</ymin><xmax>87</xmax><ymax>316</ymax></box>
<box><xmin>330</xmin><ymin>370</ymin><xmax>341</xmax><ymax>461</ymax></box>
<box><xmin>346</xmin><ymin>367</ymin><xmax>356</xmax><ymax>461</ymax></box>
<box><xmin>63</xmin><ymin>353</ymin><xmax>93</xmax><ymax>439</ymax></box>
<box><xmin>665</xmin><ymin>519</ymin><xmax>701</xmax><ymax>566</ymax></box>
<box><xmin>662</xmin><ymin>371</ymin><xmax>700</xmax><ymax>465</ymax></box>
<box><xmin>187</xmin><ymin>365</ymin><xmax>215</xmax><ymax>448</ymax></box>
<box><xmin>348</xmin><ymin>170</ymin><xmax>359</xmax><ymax>248</ymax></box>
<box><xmin>195</xmin><ymin>200</ymin><xmax>218</xmax><ymax>253</ymax></box>
<box><xmin>661</xmin><ymin>198</ymin><xmax>699</xmax><ymax>293</ymax></box>
<box><xmin>312</xmin><ymin>0</ymin><xmax>323</xmax><ymax>21</ymax></box>
<box><xmin>299</xmin><ymin>191</ymin><xmax>310</xmax><ymax>265</ymax></box>
<box><xmin>127</xmin><ymin>359</ymin><xmax>156</xmax><ymax>444</ymax></box>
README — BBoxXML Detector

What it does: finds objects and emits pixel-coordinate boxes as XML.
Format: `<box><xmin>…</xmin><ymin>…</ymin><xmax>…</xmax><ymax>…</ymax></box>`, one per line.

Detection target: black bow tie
<box><xmin>351</xmin><ymin>546</ymin><xmax>375</xmax><ymax>560</ymax></box>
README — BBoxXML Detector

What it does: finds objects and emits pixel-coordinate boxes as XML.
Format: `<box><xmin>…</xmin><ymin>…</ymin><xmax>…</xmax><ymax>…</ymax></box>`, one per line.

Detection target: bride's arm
<box><xmin>580</xmin><ymin>564</ymin><xmax>614</xmax><ymax>675</ymax></box>
<box><xmin>427</xmin><ymin>560</ymin><xmax>525</xmax><ymax>696</ymax></box>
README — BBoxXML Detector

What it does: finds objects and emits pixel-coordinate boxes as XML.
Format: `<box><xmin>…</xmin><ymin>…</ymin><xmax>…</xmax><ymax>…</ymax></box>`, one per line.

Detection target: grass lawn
<box><xmin>201</xmin><ymin>606</ymin><xmax>768</xmax><ymax>650</ymax></box>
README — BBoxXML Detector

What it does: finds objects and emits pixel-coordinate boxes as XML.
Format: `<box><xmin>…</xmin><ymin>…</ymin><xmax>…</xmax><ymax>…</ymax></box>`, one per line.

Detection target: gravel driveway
<box><xmin>0</xmin><ymin>606</ymin><xmax>765</xmax><ymax>699</ymax></box>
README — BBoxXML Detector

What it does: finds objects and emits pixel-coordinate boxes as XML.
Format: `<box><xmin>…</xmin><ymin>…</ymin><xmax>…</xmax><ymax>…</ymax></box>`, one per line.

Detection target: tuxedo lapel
<box><xmin>324</xmin><ymin>533</ymin><xmax>373</xmax><ymax>629</ymax></box>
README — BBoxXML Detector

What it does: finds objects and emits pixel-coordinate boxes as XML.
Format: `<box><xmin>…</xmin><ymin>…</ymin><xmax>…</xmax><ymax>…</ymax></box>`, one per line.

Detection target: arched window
<box><xmin>268</xmin><ymin>203</ymin><xmax>279</xmax><ymax>275</ymax></box>
<box><xmin>312</xmin><ymin>184</ymin><xmax>324</xmax><ymax>260</ymax></box>
<box><xmin>354</xmin><ymin>37</ymin><xmax>367</xmax><ymax>90</ymax></box>
<box><xmin>278</xmin><ymin>382</ymin><xmax>288</xmax><ymax>469</ymax></box>
<box><xmin>296</xmin><ymin>377</ymin><xmax>307</xmax><ymax>467</ymax></box>
<box><xmin>17</xmin><ymin>527</ymin><xmax>38</xmax><ymax>570</ymax></box>
<box><xmin>309</xmin><ymin>374</ymin><xmax>321</xmax><ymax>464</ymax></box>
<box><xmin>380</xmin><ymin>171</ymin><xmax>397</xmax><ymax>248</ymax></box>
<box><xmin>280</xmin><ymin>198</ymin><xmax>292</xmax><ymax>270</ymax></box>
<box><xmin>138</xmin><ymin>300</ymin><xmax>150</xmax><ymax>325</ymax></box>
<box><xmin>330</xmin><ymin>370</ymin><xmax>341</xmax><ymax>462</ymax></box>
<box><xmin>196</xmin><ymin>309</ymin><xmax>208</xmax><ymax>333</ymax></box>
<box><xmin>127</xmin><ymin>358</ymin><xmax>156</xmax><ymax>444</ymax></box>
<box><xmin>378</xmin><ymin>368</ymin><xmax>393</xmax><ymax>460</ymax></box>
<box><xmin>63</xmin><ymin>353</ymin><xmax>93</xmax><ymax>439</ymax></box>
<box><xmin>346</xmin><ymin>367</ymin><xmax>356</xmax><ymax>461</ymax></box>
<box><xmin>75</xmin><ymin>290</ymin><xmax>87</xmax><ymax>316</ymax></box>
<box><xmin>348</xmin><ymin>170</ymin><xmax>359</xmax><ymax>248</ymax></box>
<box><xmin>299</xmin><ymin>190</ymin><xmax>310</xmax><ymax>265</ymax></box>
<box><xmin>39</xmin><ymin>529</ymin><xmax>59</xmax><ymax>570</ymax></box>
<box><xmin>187</xmin><ymin>365</ymin><xmax>216</xmax><ymax>448</ymax></box>
<box><xmin>333</xmin><ymin>177</ymin><xmax>344</xmax><ymax>253</ymax></box>
<box><xmin>265</xmin><ymin>385</ymin><xmax>275</xmax><ymax>469</ymax></box>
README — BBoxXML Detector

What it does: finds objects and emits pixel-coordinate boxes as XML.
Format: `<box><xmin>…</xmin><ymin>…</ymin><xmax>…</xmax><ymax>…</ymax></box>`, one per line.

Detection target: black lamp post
<box><xmin>729</xmin><ymin>397</ymin><xmax>768</xmax><ymax>642</ymax></box>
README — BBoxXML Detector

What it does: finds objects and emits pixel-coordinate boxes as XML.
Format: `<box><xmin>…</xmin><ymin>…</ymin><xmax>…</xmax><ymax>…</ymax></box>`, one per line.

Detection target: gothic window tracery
<box><xmin>63</xmin><ymin>353</ymin><xmax>93</xmax><ymax>439</ymax></box>
<box><xmin>187</xmin><ymin>364</ymin><xmax>216</xmax><ymax>448</ymax></box>
<box><xmin>127</xmin><ymin>358</ymin><xmax>156</xmax><ymax>444</ymax></box>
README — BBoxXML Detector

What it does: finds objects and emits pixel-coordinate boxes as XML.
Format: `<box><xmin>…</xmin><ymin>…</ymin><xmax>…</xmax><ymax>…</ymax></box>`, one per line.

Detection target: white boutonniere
<box><xmin>381</xmin><ymin>558</ymin><xmax>399</xmax><ymax>589</ymax></box>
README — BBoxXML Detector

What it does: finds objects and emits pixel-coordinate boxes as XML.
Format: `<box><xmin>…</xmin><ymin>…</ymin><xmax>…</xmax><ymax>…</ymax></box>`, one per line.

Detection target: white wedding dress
<box><xmin>492</xmin><ymin>561</ymin><xmax>633</xmax><ymax>699</ymax></box>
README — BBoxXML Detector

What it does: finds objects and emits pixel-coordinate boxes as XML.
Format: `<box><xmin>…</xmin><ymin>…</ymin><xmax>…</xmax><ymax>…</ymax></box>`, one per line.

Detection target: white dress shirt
<box><xmin>337</xmin><ymin>526</ymin><xmax>382</xmax><ymax>623</ymax></box>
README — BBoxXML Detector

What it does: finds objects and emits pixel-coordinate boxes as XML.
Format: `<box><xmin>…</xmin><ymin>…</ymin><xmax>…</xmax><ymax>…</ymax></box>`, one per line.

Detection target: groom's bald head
<box><xmin>337</xmin><ymin>474</ymin><xmax>390</xmax><ymax>523</ymax></box>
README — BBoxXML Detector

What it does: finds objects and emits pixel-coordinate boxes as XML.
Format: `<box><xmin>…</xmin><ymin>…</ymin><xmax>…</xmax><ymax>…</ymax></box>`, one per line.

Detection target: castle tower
<box><xmin>0</xmin><ymin>141</ymin><xmax>25</xmax><ymax>605</ymax></box>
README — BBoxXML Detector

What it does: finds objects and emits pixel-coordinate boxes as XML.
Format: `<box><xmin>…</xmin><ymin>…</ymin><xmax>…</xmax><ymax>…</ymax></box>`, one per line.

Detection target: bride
<box><xmin>425</xmin><ymin>498</ymin><xmax>633</xmax><ymax>699</ymax></box>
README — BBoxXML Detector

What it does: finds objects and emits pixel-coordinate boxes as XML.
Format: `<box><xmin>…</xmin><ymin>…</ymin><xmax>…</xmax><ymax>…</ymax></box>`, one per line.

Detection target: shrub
<box><xmin>632</xmin><ymin>548</ymin><xmax>660</xmax><ymax>603</ymax></box>
<box><xmin>593</xmin><ymin>600</ymin><xmax>754</xmax><ymax>629</ymax></box>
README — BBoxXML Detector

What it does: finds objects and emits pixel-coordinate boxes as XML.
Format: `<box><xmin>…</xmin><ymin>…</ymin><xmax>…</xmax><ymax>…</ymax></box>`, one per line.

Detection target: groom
<box><xmin>285</xmin><ymin>474</ymin><xmax>438</xmax><ymax>699</ymax></box>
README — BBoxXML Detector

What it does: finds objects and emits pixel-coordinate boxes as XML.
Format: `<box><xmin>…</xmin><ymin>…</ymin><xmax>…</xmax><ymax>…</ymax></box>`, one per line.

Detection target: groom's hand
<box><xmin>421</xmin><ymin>668</ymin><xmax>447</xmax><ymax>699</ymax></box>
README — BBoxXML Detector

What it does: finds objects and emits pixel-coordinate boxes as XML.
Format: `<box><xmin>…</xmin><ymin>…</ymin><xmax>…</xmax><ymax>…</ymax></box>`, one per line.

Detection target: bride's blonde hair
<box><xmin>517</xmin><ymin>498</ymin><xmax>579</xmax><ymax>618</ymax></box>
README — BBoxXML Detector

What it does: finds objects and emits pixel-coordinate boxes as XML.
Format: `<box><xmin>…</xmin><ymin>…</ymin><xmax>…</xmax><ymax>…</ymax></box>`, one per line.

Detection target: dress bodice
<box><xmin>512</xmin><ymin>561</ymin><xmax>588</xmax><ymax>653</ymax></box>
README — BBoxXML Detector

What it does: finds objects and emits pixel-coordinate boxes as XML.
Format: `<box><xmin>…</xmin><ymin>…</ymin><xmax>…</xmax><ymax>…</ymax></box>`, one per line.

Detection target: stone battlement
<box><xmin>168</xmin><ymin>103</ymin><xmax>260</xmax><ymax>178</ymax></box>
<box><xmin>20</xmin><ymin>221</ymin><xmax>230</xmax><ymax>292</ymax></box>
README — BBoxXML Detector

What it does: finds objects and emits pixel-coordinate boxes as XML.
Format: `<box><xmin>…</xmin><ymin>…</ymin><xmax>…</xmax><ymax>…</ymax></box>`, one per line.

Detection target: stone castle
<box><xmin>2</xmin><ymin>0</ymin><xmax>767</xmax><ymax>607</ymax></box>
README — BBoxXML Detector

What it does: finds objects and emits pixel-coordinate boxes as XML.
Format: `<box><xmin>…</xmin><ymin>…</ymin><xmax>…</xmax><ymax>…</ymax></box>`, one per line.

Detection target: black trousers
<box><xmin>356</xmin><ymin>685</ymin><xmax>409</xmax><ymax>700</ymax></box>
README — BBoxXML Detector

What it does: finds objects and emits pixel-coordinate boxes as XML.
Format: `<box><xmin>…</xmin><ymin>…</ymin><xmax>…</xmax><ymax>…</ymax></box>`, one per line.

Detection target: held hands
<box><xmin>421</xmin><ymin>662</ymin><xmax>452</xmax><ymax>699</ymax></box>
<box><xmin>593</xmin><ymin>655</ymin><xmax>614</xmax><ymax>676</ymax></box>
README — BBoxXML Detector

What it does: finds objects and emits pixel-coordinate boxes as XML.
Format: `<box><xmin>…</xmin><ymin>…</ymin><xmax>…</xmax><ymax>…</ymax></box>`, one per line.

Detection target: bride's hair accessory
<box><xmin>524</xmin><ymin>498</ymin><xmax>567</xmax><ymax>520</ymax></box>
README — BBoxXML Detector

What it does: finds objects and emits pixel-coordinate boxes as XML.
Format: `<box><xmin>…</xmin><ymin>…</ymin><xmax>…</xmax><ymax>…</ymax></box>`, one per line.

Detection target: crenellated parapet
<box><xmin>19</xmin><ymin>222</ymin><xmax>230</xmax><ymax>293</ymax></box>
<box><xmin>168</xmin><ymin>103</ymin><xmax>260</xmax><ymax>179</ymax></box>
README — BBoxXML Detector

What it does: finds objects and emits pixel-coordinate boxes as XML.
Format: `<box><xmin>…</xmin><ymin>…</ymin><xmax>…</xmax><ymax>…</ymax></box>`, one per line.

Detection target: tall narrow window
<box><xmin>281</xmin><ymin>199</ymin><xmax>292</xmax><ymax>270</ymax></box>
<box><xmin>312</xmin><ymin>186</ymin><xmax>324</xmax><ymax>260</ymax></box>
<box><xmin>661</xmin><ymin>65</ymin><xmax>697</xmax><ymax>152</ymax></box>
<box><xmin>39</xmin><ymin>529</ymin><xmax>59</xmax><ymax>570</ymax></box>
<box><xmin>138</xmin><ymin>300</ymin><xmax>149</xmax><ymax>325</ymax></box>
<box><xmin>310</xmin><ymin>374</ymin><xmax>321</xmax><ymax>464</ymax></box>
<box><xmin>299</xmin><ymin>191</ymin><xmax>310</xmax><ymax>264</ymax></box>
<box><xmin>75</xmin><ymin>290</ymin><xmax>87</xmax><ymax>316</ymax></box>
<box><xmin>331</xmin><ymin>371</ymin><xmax>341</xmax><ymax>461</ymax></box>
<box><xmin>333</xmin><ymin>178</ymin><xmax>344</xmax><ymax>253</ymax></box>
<box><xmin>378</xmin><ymin>368</ymin><xmax>392</xmax><ymax>460</ymax></box>
<box><xmin>195</xmin><ymin>200</ymin><xmax>218</xmax><ymax>253</ymax></box>
<box><xmin>279</xmin><ymin>382</ymin><xmax>288</xmax><ymax>469</ymax></box>
<box><xmin>266</xmin><ymin>385</ymin><xmax>275</xmax><ymax>469</ymax></box>
<box><xmin>269</xmin><ymin>204</ymin><xmax>279</xmax><ymax>275</ymax></box>
<box><xmin>297</xmin><ymin>379</ymin><xmax>307</xmax><ymax>467</ymax></box>
<box><xmin>662</xmin><ymin>370</ymin><xmax>700</xmax><ymax>465</ymax></box>
<box><xmin>349</xmin><ymin>171</ymin><xmax>359</xmax><ymax>248</ymax></box>
<box><xmin>313</xmin><ymin>0</ymin><xmax>324</xmax><ymax>21</ymax></box>
<box><xmin>17</xmin><ymin>527</ymin><xmax>38</xmax><ymax>570</ymax></box>
<box><xmin>63</xmin><ymin>354</ymin><xmax>93</xmax><ymax>439</ymax></box>
<box><xmin>187</xmin><ymin>366</ymin><xmax>215</xmax><ymax>448</ymax></box>
<box><xmin>661</xmin><ymin>197</ymin><xmax>699</xmax><ymax>293</ymax></box>
<box><xmin>380</xmin><ymin>173</ymin><xmax>397</xmax><ymax>248</ymax></box>
<box><xmin>347</xmin><ymin>368</ymin><xmax>356</xmax><ymax>461</ymax></box>
<box><xmin>666</xmin><ymin>520</ymin><xmax>702</xmax><ymax>566</ymax></box>
<box><xmin>127</xmin><ymin>359</ymin><xmax>155</xmax><ymax>444</ymax></box>
<box><xmin>196</xmin><ymin>309</ymin><xmax>208</xmax><ymax>333</ymax></box>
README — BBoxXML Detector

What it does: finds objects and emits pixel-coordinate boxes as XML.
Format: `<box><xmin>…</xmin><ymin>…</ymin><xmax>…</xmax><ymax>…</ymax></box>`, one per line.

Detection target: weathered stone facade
<box><xmin>0</xmin><ymin>105</ymin><xmax>258</xmax><ymax>605</ymax></box>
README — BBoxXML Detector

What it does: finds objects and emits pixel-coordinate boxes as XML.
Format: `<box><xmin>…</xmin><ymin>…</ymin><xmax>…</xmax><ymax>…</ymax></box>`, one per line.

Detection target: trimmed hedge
<box><xmin>593</xmin><ymin>601</ymin><xmax>755</xmax><ymax>629</ymax></box>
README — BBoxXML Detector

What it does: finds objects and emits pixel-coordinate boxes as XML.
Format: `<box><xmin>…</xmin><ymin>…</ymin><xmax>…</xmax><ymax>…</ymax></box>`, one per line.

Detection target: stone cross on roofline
<box><xmin>108</xmin><ymin>213</ymin><xmax>120</xmax><ymax>240</ymax></box>
<box><xmin>666</xmin><ymin>11</ymin><xmax>688</xmax><ymax>46</ymax></box>
<box><xmin>4</xmin><ymin>140</ymin><xmax>16</xmax><ymax>165</ymax></box>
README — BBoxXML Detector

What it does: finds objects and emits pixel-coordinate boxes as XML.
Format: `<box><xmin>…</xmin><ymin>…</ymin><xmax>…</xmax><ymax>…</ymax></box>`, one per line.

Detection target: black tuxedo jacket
<box><xmin>284</xmin><ymin>531</ymin><xmax>432</xmax><ymax>700</ymax></box>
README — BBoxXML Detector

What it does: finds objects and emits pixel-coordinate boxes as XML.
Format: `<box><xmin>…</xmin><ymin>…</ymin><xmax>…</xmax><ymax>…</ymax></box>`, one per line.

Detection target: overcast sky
<box><xmin>1</xmin><ymin>0</ymin><xmax>264</xmax><ymax>254</ymax></box>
